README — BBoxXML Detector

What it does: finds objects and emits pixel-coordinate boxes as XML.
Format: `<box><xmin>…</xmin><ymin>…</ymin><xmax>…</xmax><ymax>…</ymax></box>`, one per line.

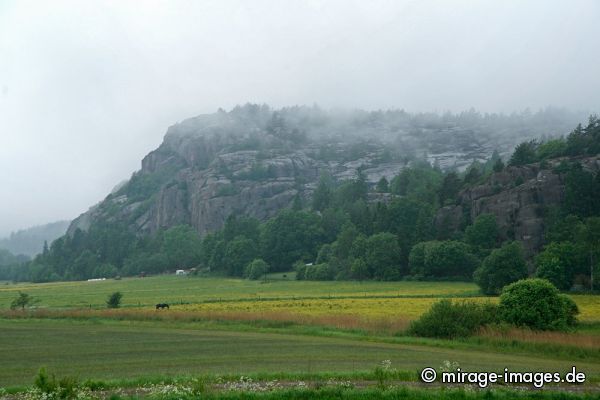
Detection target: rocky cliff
<box><xmin>435</xmin><ymin>155</ymin><xmax>600</xmax><ymax>256</ymax></box>
<box><xmin>68</xmin><ymin>105</ymin><xmax>583</xmax><ymax>240</ymax></box>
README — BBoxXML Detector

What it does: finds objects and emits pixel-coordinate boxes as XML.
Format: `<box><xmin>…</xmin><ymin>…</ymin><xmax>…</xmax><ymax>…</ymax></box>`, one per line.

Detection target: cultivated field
<box><xmin>0</xmin><ymin>276</ymin><xmax>480</xmax><ymax>308</ymax></box>
<box><xmin>1</xmin><ymin>275</ymin><xmax>599</xmax><ymax>395</ymax></box>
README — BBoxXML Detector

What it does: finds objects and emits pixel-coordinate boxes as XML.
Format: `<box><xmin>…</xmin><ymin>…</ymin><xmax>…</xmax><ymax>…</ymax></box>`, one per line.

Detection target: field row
<box><xmin>0</xmin><ymin>277</ymin><xmax>480</xmax><ymax>308</ymax></box>
<box><xmin>1</xmin><ymin>318</ymin><xmax>599</xmax><ymax>388</ymax></box>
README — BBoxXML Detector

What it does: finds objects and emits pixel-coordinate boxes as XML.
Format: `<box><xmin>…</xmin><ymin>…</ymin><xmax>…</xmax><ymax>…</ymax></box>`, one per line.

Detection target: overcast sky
<box><xmin>1</xmin><ymin>0</ymin><xmax>599</xmax><ymax>236</ymax></box>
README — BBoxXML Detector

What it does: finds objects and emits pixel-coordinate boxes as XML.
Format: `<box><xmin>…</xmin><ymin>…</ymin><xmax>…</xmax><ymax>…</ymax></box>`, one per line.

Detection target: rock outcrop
<box><xmin>68</xmin><ymin>105</ymin><xmax>584</xmax><ymax>241</ymax></box>
<box><xmin>435</xmin><ymin>156</ymin><xmax>600</xmax><ymax>256</ymax></box>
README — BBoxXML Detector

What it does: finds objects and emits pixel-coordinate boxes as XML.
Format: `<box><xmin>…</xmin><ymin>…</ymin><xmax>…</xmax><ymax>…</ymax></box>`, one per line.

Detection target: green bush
<box><xmin>106</xmin><ymin>291</ymin><xmax>123</xmax><ymax>308</ymax></box>
<box><xmin>305</xmin><ymin>263</ymin><xmax>335</xmax><ymax>280</ymax></box>
<box><xmin>499</xmin><ymin>278</ymin><xmax>579</xmax><ymax>330</ymax></box>
<box><xmin>408</xmin><ymin>299</ymin><xmax>499</xmax><ymax>339</ymax></box>
<box><xmin>10</xmin><ymin>291</ymin><xmax>38</xmax><ymax>310</ymax></box>
<box><xmin>35</xmin><ymin>368</ymin><xmax>57</xmax><ymax>394</ymax></box>
<box><xmin>245</xmin><ymin>258</ymin><xmax>270</xmax><ymax>280</ymax></box>
<box><xmin>34</xmin><ymin>368</ymin><xmax>78</xmax><ymax>399</ymax></box>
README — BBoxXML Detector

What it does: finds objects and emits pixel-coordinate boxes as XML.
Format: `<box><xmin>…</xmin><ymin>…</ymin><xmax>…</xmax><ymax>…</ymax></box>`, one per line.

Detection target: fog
<box><xmin>1</xmin><ymin>0</ymin><xmax>599</xmax><ymax>236</ymax></box>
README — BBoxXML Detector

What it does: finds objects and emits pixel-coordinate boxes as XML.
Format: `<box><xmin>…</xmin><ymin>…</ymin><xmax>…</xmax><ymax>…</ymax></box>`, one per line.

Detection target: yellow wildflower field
<box><xmin>178</xmin><ymin>294</ymin><xmax>600</xmax><ymax>322</ymax></box>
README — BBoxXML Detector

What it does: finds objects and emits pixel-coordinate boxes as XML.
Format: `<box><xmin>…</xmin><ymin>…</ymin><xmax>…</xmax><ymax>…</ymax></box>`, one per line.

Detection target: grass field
<box><xmin>2</xmin><ymin>318</ymin><xmax>600</xmax><ymax>388</ymax></box>
<box><xmin>1</xmin><ymin>276</ymin><xmax>599</xmax><ymax>393</ymax></box>
<box><xmin>0</xmin><ymin>276</ymin><xmax>480</xmax><ymax>308</ymax></box>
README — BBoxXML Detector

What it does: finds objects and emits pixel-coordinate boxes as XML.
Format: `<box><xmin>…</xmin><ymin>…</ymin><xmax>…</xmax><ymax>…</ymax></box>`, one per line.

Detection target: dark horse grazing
<box><xmin>155</xmin><ymin>303</ymin><xmax>169</xmax><ymax>310</ymax></box>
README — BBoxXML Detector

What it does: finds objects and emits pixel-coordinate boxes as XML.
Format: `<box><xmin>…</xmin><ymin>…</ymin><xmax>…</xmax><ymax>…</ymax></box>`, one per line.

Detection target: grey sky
<box><xmin>1</xmin><ymin>0</ymin><xmax>599</xmax><ymax>236</ymax></box>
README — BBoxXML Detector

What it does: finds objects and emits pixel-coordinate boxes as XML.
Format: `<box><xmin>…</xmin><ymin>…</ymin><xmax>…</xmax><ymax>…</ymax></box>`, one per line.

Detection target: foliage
<box><xmin>373</xmin><ymin>198</ymin><xmax>434</xmax><ymax>265</ymax></box>
<box><xmin>509</xmin><ymin>140</ymin><xmax>538</xmax><ymax>166</ymax></box>
<box><xmin>437</xmin><ymin>172</ymin><xmax>461</xmax><ymax>206</ymax></box>
<box><xmin>409</xmin><ymin>240</ymin><xmax>479</xmax><ymax>279</ymax></box>
<box><xmin>224</xmin><ymin>237</ymin><xmax>258</xmax><ymax>277</ymax></box>
<box><xmin>162</xmin><ymin>225</ymin><xmax>202</xmax><ymax>268</ymax></box>
<box><xmin>119</xmin><ymin>163</ymin><xmax>179</xmax><ymax>203</ymax></box>
<box><xmin>216</xmin><ymin>184</ymin><xmax>240</xmax><ymax>196</ymax></box>
<box><xmin>390</xmin><ymin>163</ymin><xmax>442</xmax><ymax>204</ymax></box>
<box><xmin>464</xmin><ymin>213</ymin><xmax>498</xmax><ymax>250</ymax></box>
<box><xmin>409</xmin><ymin>299</ymin><xmax>499</xmax><ymax>338</ymax></box>
<box><xmin>245</xmin><ymin>259</ymin><xmax>270</xmax><ymax>280</ymax></box>
<box><xmin>563</xmin><ymin>163</ymin><xmax>600</xmax><ymax>218</ymax></box>
<box><xmin>0</xmin><ymin>248</ymin><xmax>29</xmax><ymax>266</ymax></box>
<box><xmin>106</xmin><ymin>291</ymin><xmax>123</xmax><ymax>308</ymax></box>
<box><xmin>537</xmin><ymin>138</ymin><xmax>567</xmax><ymax>160</ymax></box>
<box><xmin>474</xmin><ymin>242</ymin><xmax>528</xmax><ymax>295</ymax></box>
<box><xmin>565</xmin><ymin>115</ymin><xmax>600</xmax><ymax>156</ymax></box>
<box><xmin>350</xmin><ymin>258</ymin><xmax>369</xmax><ymax>281</ymax></box>
<box><xmin>535</xmin><ymin>242</ymin><xmax>582</xmax><ymax>290</ymax></box>
<box><xmin>10</xmin><ymin>291</ymin><xmax>38</xmax><ymax>310</ymax></box>
<box><xmin>223</xmin><ymin>215</ymin><xmax>260</xmax><ymax>242</ymax></box>
<box><xmin>260</xmin><ymin>210</ymin><xmax>324</xmax><ymax>271</ymax></box>
<box><xmin>349</xmin><ymin>232</ymin><xmax>403</xmax><ymax>281</ymax></box>
<box><xmin>463</xmin><ymin>161</ymin><xmax>483</xmax><ymax>186</ymax></box>
<box><xmin>577</xmin><ymin>217</ymin><xmax>600</xmax><ymax>291</ymax></box>
<box><xmin>312</xmin><ymin>173</ymin><xmax>333</xmax><ymax>211</ymax></box>
<box><xmin>492</xmin><ymin>158</ymin><xmax>505</xmax><ymax>172</ymax></box>
<box><xmin>34</xmin><ymin>368</ymin><xmax>79</xmax><ymax>399</ymax></box>
<box><xmin>499</xmin><ymin>279</ymin><xmax>579</xmax><ymax>330</ymax></box>
<box><xmin>304</xmin><ymin>263</ymin><xmax>335</xmax><ymax>280</ymax></box>
<box><xmin>376</xmin><ymin>176</ymin><xmax>389</xmax><ymax>193</ymax></box>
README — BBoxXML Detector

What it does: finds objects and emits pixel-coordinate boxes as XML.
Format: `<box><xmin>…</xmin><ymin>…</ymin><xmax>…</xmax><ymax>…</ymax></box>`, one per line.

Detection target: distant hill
<box><xmin>0</xmin><ymin>220</ymin><xmax>71</xmax><ymax>257</ymax></box>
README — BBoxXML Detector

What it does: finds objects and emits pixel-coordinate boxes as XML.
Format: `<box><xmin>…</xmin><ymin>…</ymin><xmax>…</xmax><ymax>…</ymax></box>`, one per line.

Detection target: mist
<box><xmin>1</xmin><ymin>0</ymin><xmax>599</xmax><ymax>236</ymax></box>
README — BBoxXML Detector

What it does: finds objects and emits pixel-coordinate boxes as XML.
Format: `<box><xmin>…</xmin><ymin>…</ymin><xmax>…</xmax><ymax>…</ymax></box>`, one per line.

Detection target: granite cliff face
<box><xmin>68</xmin><ymin>105</ymin><xmax>584</xmax><ymax>240</ymax></box>
<box><xmin>68</xmin><ymin>108</ymin><xmax>408</xmax><ymax>237</ymax></box>
<box><xmin>435</xmin><ymin>156</ymin><xmax>600</xmax><ymax>256</ymax></box>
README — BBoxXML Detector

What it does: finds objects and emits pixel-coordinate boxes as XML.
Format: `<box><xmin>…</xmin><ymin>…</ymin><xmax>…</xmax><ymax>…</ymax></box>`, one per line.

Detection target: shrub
<box><xmin>408</xmin><ymin>299</ymin><xmax>499</xmax><ymax>339</ymax></box>
<box><xmin>34</xmin><ymin>368</ymin><xmax>78</xmax><ymax>399</ymax></box>
<box><xmin>35</xmin><ymin>368</ymin><xmax>57</xmax><ymax>394</ymax></box>
<box><xmin>245</xmin><ymin>258</ymin><xmax>270</xmax><ymax>280</ymax></box>
<box><xmin>294</xmin><ymin>261</ymin><xmax>307</xmax><ymax>280</ymax></box>
<box><xmin>305</xmin><ymin>263</ymin><xmax>334</xmax><ymax>280</ymax></box>
<box><xmin>474</xmin><ymin>241</ymin><xmax>528</xmax><ymax>295</ymax></box>
<box><xmin>10</xmin><ymin>291</ymin><xmax>38</xmax><ymax>310</ymax></box>
<box><xmin>106</xmin><ymin>291</ymin><xmax>123</xmax><ymax>308</ymax></box>
<box><xmin>499</xmin><ymin>278</ymin><xmax>579</xmax><ymax>330</ymax></box>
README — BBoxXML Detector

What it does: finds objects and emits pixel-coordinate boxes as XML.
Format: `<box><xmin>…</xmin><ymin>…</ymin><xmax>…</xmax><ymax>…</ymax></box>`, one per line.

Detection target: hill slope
<box><xmin>68</xmin><ymin>105</ymin><xmax>582</xmax><ymax>238</ymax></box>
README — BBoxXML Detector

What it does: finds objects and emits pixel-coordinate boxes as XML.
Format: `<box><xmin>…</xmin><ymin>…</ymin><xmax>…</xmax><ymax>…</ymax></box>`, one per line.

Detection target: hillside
<box><xmin>4</xmin><ymin>106</ymin><xmax>598</xmax><ymax>286</ymax></box>
<box><xmin>68</xmin><ymin>105</ymin><xmax>582</xmax><ymax>238</ymax></box>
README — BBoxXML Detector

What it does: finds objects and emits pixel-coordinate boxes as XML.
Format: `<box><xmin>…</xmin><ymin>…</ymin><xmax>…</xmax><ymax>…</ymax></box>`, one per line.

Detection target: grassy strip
<box><xmin>2</xmin><ymin>318</ymin><xmax>599</xmax><ymax>388</ymax></box>
<box><xmin>2</xmin><ymin>311</ymin><xmax>599</xmax><ymax>364</ymax></box>
<box><xmin>7</xmin><ymin>384</ymin><xmax>600</xmax><ymax>399</ymax></box>
<box><xmin>109</xmin><ymin>387</ymin><xmax>600</xmax><ymax>400</ymax></box>
<box><xmin>5</xmin><ymin>371</ymin><xmax>600</xmax><ymax>398</ymax></box>
<box><xmin>2</xmin><ymin>371</ymin><xmax>418</xmax><ymax>393</ymax></box>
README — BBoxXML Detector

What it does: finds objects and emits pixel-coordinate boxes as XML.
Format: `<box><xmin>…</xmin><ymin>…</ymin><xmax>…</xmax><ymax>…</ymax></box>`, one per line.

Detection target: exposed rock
<box><xmin>436</xmin><ymin>156</ymin><xmax>600</xmax><ymax>257</ymax></box>
<box><xmin>67</xmin><ymin>105</ymin><xmax>587</xmax><ymax>242</ymax></box>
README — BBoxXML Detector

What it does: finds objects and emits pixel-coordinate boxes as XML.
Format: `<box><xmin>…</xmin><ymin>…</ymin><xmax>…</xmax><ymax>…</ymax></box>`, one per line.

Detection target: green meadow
<box><xmin>0</xmin><ymin>276</ymin><xmax>479</xmax><ymax>308</ymax></box>
<box><xmin>0</xmin><ymin>276</ymin><xmax>599</xmax><ymax>396</ymax></box>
